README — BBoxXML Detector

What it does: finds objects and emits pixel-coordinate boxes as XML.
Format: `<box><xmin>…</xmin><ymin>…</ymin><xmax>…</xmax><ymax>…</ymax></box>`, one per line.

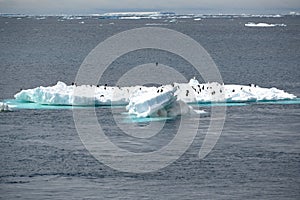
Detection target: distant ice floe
<box><xmin>193</xmin><ymin>18</ymin><xmax>202</xmax><ymax>21</ymax></box>
<box><xmin>289</xmin><ymin>11</ymin><xmax>300</xmax><ymax>16</ymax></box>
<box><xmin>245</xmin><ymin>22</ymin><xmax>287</xmax><ymax>27</ymax></box>
<box><xmin>99</xmin><ymin>12</ymin><xmax>175</xmax><ymax>20</ymax></box>
<box><xmin>36</xmin><ymin>17</ymin><xmax>46</xmax><ymax>20</ymax></box>
<box><xmin>145</xmin><ymin>23</ymin><xmax>168</xmax><ymax>26</ymax></box>
<box><xmin>169</xmin><ymin>19</ymin><xmax>177</xmax><ymax>23</ymax></box>
<box><xmin>0</xmin><ymin>102</ymin><xmax>12</xmax><ymax>112</ymax></box>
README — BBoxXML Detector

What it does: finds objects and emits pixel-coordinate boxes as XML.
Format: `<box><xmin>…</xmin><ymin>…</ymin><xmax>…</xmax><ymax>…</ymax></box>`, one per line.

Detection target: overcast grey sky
<box><xmin>0</xmin><ymin>0</ymin><xmax>300</xmax><ymax>15</ymax></box>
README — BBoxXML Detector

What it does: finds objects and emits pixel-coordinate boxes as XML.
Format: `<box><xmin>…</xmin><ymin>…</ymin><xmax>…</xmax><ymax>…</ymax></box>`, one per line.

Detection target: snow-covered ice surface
<box><xmin>125</xmin><ymin>86</ymin><xmax>205</xmax><ymax>117</ymax></box>
<box><xmin>14</xmin><ymin>78</ymin><xmax>296</xmax><ymax>107</ymax></box>
<box><xmin>245</xmin><ymin>22</ymin><xmax>287</xmax><ymax>27</ymax></box>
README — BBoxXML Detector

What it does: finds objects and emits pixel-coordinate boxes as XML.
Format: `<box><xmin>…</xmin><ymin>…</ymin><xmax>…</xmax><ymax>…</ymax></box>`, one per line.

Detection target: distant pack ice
<box><xmin>245</xmin><ymin>22</ymin><xmax>287</xmax><ymax>27</ymax></box>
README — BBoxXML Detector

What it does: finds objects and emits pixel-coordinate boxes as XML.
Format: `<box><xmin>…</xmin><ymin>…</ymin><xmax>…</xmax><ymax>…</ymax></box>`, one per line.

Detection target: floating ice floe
<box><xmin>0</xmin><ymin>102</ymin><xmax>12</xmax><ymax>112</ymax></box>
<box><xmin>245</xmin><ymin>22</ymin><xmax>287</xmax><ymax>27</ymax></box>
<box><xmin>14</xmin><ymin>78</ymin><xmax>296</xmax><ymax>107</ymax></box>
<box><xmin>145</xmin><ymin>23</ymin><xmax>168</xmax><ymax>26</ymax></box>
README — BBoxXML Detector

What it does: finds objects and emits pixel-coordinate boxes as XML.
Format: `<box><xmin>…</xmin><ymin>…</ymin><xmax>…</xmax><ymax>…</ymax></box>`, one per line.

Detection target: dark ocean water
<box><xmin>0</xmin><ymin>16</ymin><xmax>300</xmax><ymax>199</ymax></box>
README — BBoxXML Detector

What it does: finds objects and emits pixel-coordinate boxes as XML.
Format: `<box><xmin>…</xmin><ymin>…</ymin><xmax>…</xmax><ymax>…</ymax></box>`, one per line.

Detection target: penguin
<box><xmin>160</xmin><ymin>89</ymin><xmax>163</xmax><ymax>93</ymax></box>
<box><xmin>100</xmin><ymin>94</ymin><xmax>104</xmax><ymax>97</ymax></box>
<box><xmin>232</xmin><ymin>89</ymin><xmax>235</xmax><ymax>92</ymax></box>
<box><xmin>202</xmin><ymin>85</ymin><xmax>204</xmax><ymax>90</ymax></box>
<box><xmin>186</xmin><ymin>90</ymin><xmax>189</xmax><ymax>97</ymax></box>
<box><xmin>155</xmin><ymin>62</ymin><xmax>158</xmax><ymax>66</ymax></box>
<box><xmin>97</xmin><ymin>85</ymin><xmax>99</xmax><ymax>87</ymax></box>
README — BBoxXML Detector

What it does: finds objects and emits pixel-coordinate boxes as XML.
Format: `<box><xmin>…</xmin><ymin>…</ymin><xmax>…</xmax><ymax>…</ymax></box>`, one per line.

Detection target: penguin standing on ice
<box><xmin>186</xmin><ymin>90</ymin><xmax>189</xmax><ymax>97</ymax></box>
<box><xmin>155</xmin><ymin>62</ymin><xmax>158</xmax><ymax>66</ymax></box>
<box><xmin>192</xmin><ymin>86</ymin><xmax>196</xmax><ymax>92</ymax></box>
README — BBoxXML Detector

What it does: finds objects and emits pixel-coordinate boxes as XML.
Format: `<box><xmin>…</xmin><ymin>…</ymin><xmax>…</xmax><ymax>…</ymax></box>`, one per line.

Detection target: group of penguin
<box><xmin>70</xmin><ymin>81</ymin><xmax>259</xmax><ymax>100</ymax></box>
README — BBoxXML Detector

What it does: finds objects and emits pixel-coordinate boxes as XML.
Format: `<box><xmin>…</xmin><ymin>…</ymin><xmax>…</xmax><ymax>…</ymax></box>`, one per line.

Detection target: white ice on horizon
<box><xmin>14</xmin><ymin>79</ymin><xmax>296</xmax><ymax>107</ymax></box>
<box><xmin>245</xmin><ymin>22</ymin><xmax>287</xmax><ymax>27</ymax></box>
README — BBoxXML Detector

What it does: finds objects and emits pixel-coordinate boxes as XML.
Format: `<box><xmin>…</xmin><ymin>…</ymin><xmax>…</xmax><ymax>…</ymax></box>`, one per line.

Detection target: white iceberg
<box><xmin>126</xmin><ymin>86</ymin><xmax>205</xmax><ymax>117</ymax></box>
<box><xmin>126</xmin><ymin>86</ymin><xmax>177</xmax><ymax>117</ymax></box>
<box><xmin>245</xmin><ymin>22</ymin><xmax>286</xmax><ymax>27</ymax></box>
<box><xmin>14</xmin><ymin>78</ymin><xmax>296</xmax><ymax>108</ymax></box>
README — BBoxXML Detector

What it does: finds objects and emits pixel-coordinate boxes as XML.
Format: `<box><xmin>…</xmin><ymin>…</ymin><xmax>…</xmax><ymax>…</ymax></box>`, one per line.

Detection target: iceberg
<box><xmin>14</xmin><ymin>78</ymin><xmax>296</xmax><ymax>107</ymax></box>
<box><xmin>245</xmin><ymin>22</ymin><xmax>286</xmax><ymax>27</ymax></box>
<box><xmin>14</xmin><ymin>81</ymin><xmax>133</xmax><ymax>106</ymax></box>
<box><xmin>126</xmin><ymin>86</ymin><xmax>205</xmax><ymax>117</ymax></box>
<box><xmin>126</xmin><ymin>86</ymin><xmax>177</xmax><ymax>117</ymax></box>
